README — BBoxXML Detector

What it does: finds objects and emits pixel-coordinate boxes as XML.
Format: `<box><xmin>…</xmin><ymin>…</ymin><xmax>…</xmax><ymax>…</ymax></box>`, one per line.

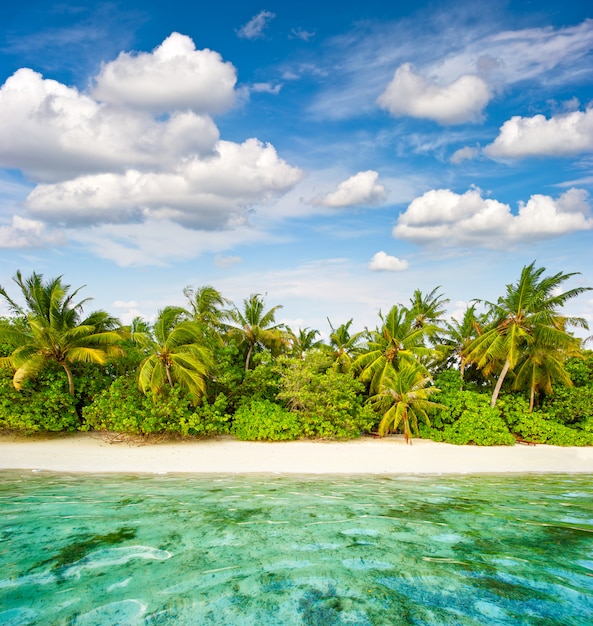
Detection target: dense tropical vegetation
<box><xmin>1</xmin><ymin>263</ymin><xmax>592</xmax><ymax>446</ymax></box>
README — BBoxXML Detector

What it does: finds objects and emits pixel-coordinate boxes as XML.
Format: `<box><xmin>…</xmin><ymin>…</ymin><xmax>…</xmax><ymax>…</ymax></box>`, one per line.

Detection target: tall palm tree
<box><xmin>368</xmin><ymin>361</ymin><xmax>444</xmax><ymax>443</ymax></box>
<box><xmin>0</xmin><ymin>271</ymin><xmax>122</xmax><ymax>397</ymax></box>
<box><xmin>353</xmin><ymin>305</ymin><xmax>437</xmax><ymax>395</ymax></box>
<box><xmin>464</xmin><ymin>262</ymin><xmax>590</xmax><ymax>408</ymax></box>
<box><xmin>225</xmin><ymin>293</ymin><xmax>287</xmax><ymax>371</ymax></box>
<box><xmin>327</xmin><ymin>318</ymin><xmax>365</xmax><ymax>373</ymax></box>
<box><xmin>137</xmin><ymin>306</ymin><xmax>213</xmax><ymax>405</ymax></box>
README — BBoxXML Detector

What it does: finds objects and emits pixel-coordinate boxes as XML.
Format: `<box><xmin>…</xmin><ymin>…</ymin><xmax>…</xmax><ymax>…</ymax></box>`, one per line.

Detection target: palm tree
<box><xmin>225</xmin><ymin>293</ymin><xmax>287</xmax><ymax>371</ymax></box>
<box><xmin>327</xmin><ymin>318</ymin><xmax>365</xmax><ymax>373</ymax></box>
<box><xmin>407</xmin><ymin>286</ymin><xmax>450</xmax><ymax>330</ymax></box>
<box><xmin>289</xmin><ymin>327</ymin><xmax>322</xmax><ymax>359</ymax></box>
<box><xmin>368</xmin><ymin>361</ymin><xmax>444</xmax><ymax>443</ymax></box>
<box><xmin>353</xmin><ymin>305</ymin><xmax>437</xmax><ymax>395</ymax></box>
<box><xmin>464</xmin><ymin>262</ymin><xmax>590</xmax><ymax>408</ymax></box>
<box><xmin>512</xmin><ymin>325</ymin><xmax>581</xmax><ymax>412</ymax></box>
<box><xmin>0</xmin><ymin>271</ymin><xmax>122</xmax><ymax>397</ymax></box>
<box><xmin>439</xmin><ymin>304</ymin><xmax>485</xmax><ymax>385</ymax></box>
<box><xmin>183</xmin><ymin>285</ymin><xmax>230</xmax><ymax>333</ymax></box>
<box><xmin>138</xmin><ymin>306</ymin><xmax>213</xmax><ymax>405</ymax></box>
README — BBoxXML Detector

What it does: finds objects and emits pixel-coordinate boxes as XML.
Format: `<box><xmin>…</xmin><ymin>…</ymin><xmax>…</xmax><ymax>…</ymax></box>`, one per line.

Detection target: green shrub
<box><xmin>0</xmin><ymin>367</ymin><xmax>79</xmax><ymax>432</ymax></box>
<box><xmin>440</xmin><ymin>408</ymin><xmax>515</xmax><ymax>446</ymax></box>
<box><xmin>231</xmin><ymin>399</ymin><xmax>301</xmax><ymax>441</ymax></box>
<box><xmin>82</xmin><ymin>376</ymin><xmax>230</xmax><ymax>436</ymax></box>
<box><xmin>419</xmin><ymin>380</ymin><xmax>514</xmax><ymax>445</ymax></box>
<box><xmin>539</xmin><ymin>386</ymin><xmax>593</xmax><ymax>426</ymax></box>
<box><xmin>276</xmin><ymin>353</ymin><xmax>377</xmax><ymax>439</ymax></box>
<box><xmin>496</xmin><ymin>394</ymin><xmax>531</xmax><ymax>429</ymax></box>
<box><xmin>179</xmin><ymin>393</ymin><xmax>231</xmax><ymax>437</ymax></box>
<box><xmin>514</xmin><ymin>413</ymin><xmax>593</xmax><ymax>446</ymax></box>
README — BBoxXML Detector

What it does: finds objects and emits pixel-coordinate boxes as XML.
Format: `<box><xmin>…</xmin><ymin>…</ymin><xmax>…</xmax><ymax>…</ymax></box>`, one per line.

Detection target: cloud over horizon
<box><xmin>393</xmin><ymin>187</ymin><xmax>593</xmax><ymax>248</ymax></box>
<box><xmin>0</xmin><ymin>33</ymin><xmax>304</xmax><ymax>242</ymax></box>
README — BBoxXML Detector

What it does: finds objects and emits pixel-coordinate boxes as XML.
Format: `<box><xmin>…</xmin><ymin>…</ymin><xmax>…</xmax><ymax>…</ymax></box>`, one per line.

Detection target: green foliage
<box><xmin>276</xmin><ymin>352</ymin><xmax>377</xmax><ymax>439</ymax></box>
<box><xmin>231</xmin><ymin>399</ymin><xmax>301</xmax><ymax>441</ymax></box>
<box><xmin>178</xmin><ymin>394</ymin><xmax>232</xmax><ymax>437</ymax></box>
<box><xmin>421</xmin><ymin>374</ymin><xmax>514</xmax><ymax>445</ymax></box>
<box><xmin>433</xmin><ymin>409</ymin><xmax>515</xmax><ymax>446</ymax></box>
<box><xmin>513</xmin><ymin>412</ymin><xmax>593</xmax><ymax>446</ymax></box>
<box><xmin>234</xmin><ymin>354</ymin><xmax>281</xmax><ymax>406</ymax></box>
<box><xmin>564</xmin><ymin>353</ymin><xmax>593</xmax><ymax>387</ymax></box>
<box><xmin>0</xmin><ymin>367</ymin><xmax>79</xmax><ymax>432</ymax></box>
<box><xmin>496</xmin><ymin>394</ymin><xmax>531</xmax><ymax>429</ymax></box>
<box><xmin>539</xmin><ymin>386</ymin><xmax>593</xmax><ymax>426</ymax></box>
<box><xmin>82</xmin><ymin>376</ymin><xmax>230</xmax><ymax>436</ymax></box>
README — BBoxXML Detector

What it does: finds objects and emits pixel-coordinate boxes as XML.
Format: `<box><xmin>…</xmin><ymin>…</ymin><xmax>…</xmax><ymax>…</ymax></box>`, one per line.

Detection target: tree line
<box><xmin>1</xmin><ymin>263</ymin><xmax>592</xmax><ymax>445</ymax></box>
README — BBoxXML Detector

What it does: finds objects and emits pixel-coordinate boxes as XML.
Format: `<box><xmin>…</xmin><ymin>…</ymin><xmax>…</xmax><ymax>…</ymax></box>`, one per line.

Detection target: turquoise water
<box><xmin>1</xmin><ymin>472</ymin><xmax>593</xmax><ymax>625</ymax></box>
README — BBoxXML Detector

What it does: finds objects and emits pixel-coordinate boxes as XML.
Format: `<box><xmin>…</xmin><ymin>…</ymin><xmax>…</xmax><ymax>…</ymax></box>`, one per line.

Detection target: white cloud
<box><xmin>69</xmin><ymin>219</ymin><xmax>270</xmax><ymax>267</ymax></box>
<box><xmin>313</xmin><ymin>171</ymin><xmax>387</xmax><ymax>208</ymax></box>
<box><xmin>0</xmin><ymin>215</ymin><xmax>64</xmax><ymax>248</ymax></box>
<box><xmin>92</xmin><ymin>32</ymin><xmax>237</xmax><ymax>114</ymax></box>
<box><xmin>485</xmin><ymin>108</ymin><xmax>593</xmax><ymax>158</ymax></box>
<box><xmin>25</xmin><ymin>139</ymin><xmax>304</xmax><ymax>229</ymax></box>
<box><xmin>0</xmin><ymin>34</ymin><xmax>304</xmax><ymax>235</ymax></box>
<box><xmin>250</xmin><ymin>82</ymin><xmax>282</xmax><ymax>95</ymax></box>
<box><xmin>450</xmin><ymin>146</ymin><xmax>480</xmax><ymax>164</ymax></box>
<box><xmin>368</xmin><ymin>251</ymin><xmax>409</xmax><ymax>271</ymax></box>
<box><xmin>0</xmin><ymin>68</ymin><xmax>220</xmax><ymax>182</ymax></box>
<box><xmin>393</xmin><ymin>187</ymin><xmax>593</xmax><ymax>248</ymax></box>
<box><xmin>377</xmin><ymin>63</ymin><xmax>491</xmax><ymax>125</ymax></box>
<box><xmin>236</xmin><ymin>11</ymin><xmax>275</xmax><ymax>40</ymax></box>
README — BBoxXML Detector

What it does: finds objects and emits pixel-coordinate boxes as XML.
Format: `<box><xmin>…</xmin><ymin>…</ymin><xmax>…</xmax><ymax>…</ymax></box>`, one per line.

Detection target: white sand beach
<box><xmin>1</xmin><ymin>432</ymin><xmax>593</xmax><ymax>474</ymax></box>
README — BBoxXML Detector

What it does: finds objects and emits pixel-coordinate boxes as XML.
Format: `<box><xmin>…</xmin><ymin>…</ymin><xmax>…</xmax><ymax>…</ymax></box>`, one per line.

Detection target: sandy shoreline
<box><xmin>1</xmin><ymin>432</ymin><xmax>593</xmax><ymax>474</ymax></box>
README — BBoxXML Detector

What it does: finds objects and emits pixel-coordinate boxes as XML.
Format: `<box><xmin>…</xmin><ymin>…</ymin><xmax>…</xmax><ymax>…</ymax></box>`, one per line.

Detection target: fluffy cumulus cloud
<box><xmin>314</xmin><ymin>171</ymin><xmax>387</xmax><ymax>208</ymax></box>
<box><xmin>368</xmin><ymin>251</ymin><xmax>409</xmax><ymax>271</ymax></box>
<box><xmin>393</xmin><ymin>187</ymin><xmax>593</xmax><ymax>248</ymax></box>
<box><xmin>92</xmin><ymin>33</ymin><xmax>237</xmax><ymax>114</ymax></box>
<box><xmin>485</xmin><ymin>108</ymin><xmax>593</xmax><ymax>158</ymax></box>
<box><xmin>0</xmin><ymin>33</ymin><xmax>304</xmax><ymax>242</ymax></box>
<box><xmin>0</xmin><ymin>215</ymin><xmax>63</xmax><ymax>248</ymax></box>
<box><xmin>0</xmin><ymin>68</ymin><xmax>220</xmax><ymax>182</ymax></box>
<box><xmin>25</xmin><ymin>139</ymin><xmax>303</xmax><ymax>229</ymax></box>
<box><xmin>236</xmin><ymin>10</ymin><xmax>275</xmax><ymax>40</ymax></box>
<box><xmin>377</xmin><ymin>63</ymin><xmax>491</xmax><ymax>125</ymax></box>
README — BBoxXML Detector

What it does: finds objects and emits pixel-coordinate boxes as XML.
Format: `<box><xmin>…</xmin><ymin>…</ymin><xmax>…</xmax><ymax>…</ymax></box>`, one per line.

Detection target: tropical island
<box><xmin>1</xmin><ymin>262</ymin><xmax>592</xmax><ymax>450</ymax></box>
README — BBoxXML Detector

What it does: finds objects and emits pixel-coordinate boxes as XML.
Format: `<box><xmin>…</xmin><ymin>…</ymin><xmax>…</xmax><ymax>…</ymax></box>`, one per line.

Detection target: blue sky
<box><xmin>1</xmin><ymin>0</ymin><xmax>592</xmax><ymax>337</ymax></box>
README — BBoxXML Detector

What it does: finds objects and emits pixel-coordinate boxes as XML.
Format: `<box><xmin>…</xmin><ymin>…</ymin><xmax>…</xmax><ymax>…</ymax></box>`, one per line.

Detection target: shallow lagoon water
<box><xmin>1</xmin><ymin>472</ymin><xmax>593</xmax><ymax>625</ymax></box>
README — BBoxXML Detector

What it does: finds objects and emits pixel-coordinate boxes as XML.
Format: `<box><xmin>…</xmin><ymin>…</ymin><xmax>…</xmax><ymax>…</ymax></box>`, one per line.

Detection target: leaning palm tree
<box><xmin>464</xmin><ymin>262</ymin><xmax>590</xmax><ymax>408</ymax></box>
<box><xmin>0</xmin><ymin>271</ymin><xmax>122</xmax><ymax>396</ymax></box>
<box><xmin>225</xmin><ymin>293</ymin><xmax>287</xmax><ymax>371</ymax></box>
<box><xmin>368</xmin><ymin>361</ymin><xmax>444</xmax><ymax>443</ymax></box>
<box><xmin>138</xmin><ymin>306</ymin><xmax>213</xmax><ymax>405</ymax></box>
<box><xmin>353</xmin><ymin>305</ymin><xmax>438</xmax><ymax>395</ymax></box>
